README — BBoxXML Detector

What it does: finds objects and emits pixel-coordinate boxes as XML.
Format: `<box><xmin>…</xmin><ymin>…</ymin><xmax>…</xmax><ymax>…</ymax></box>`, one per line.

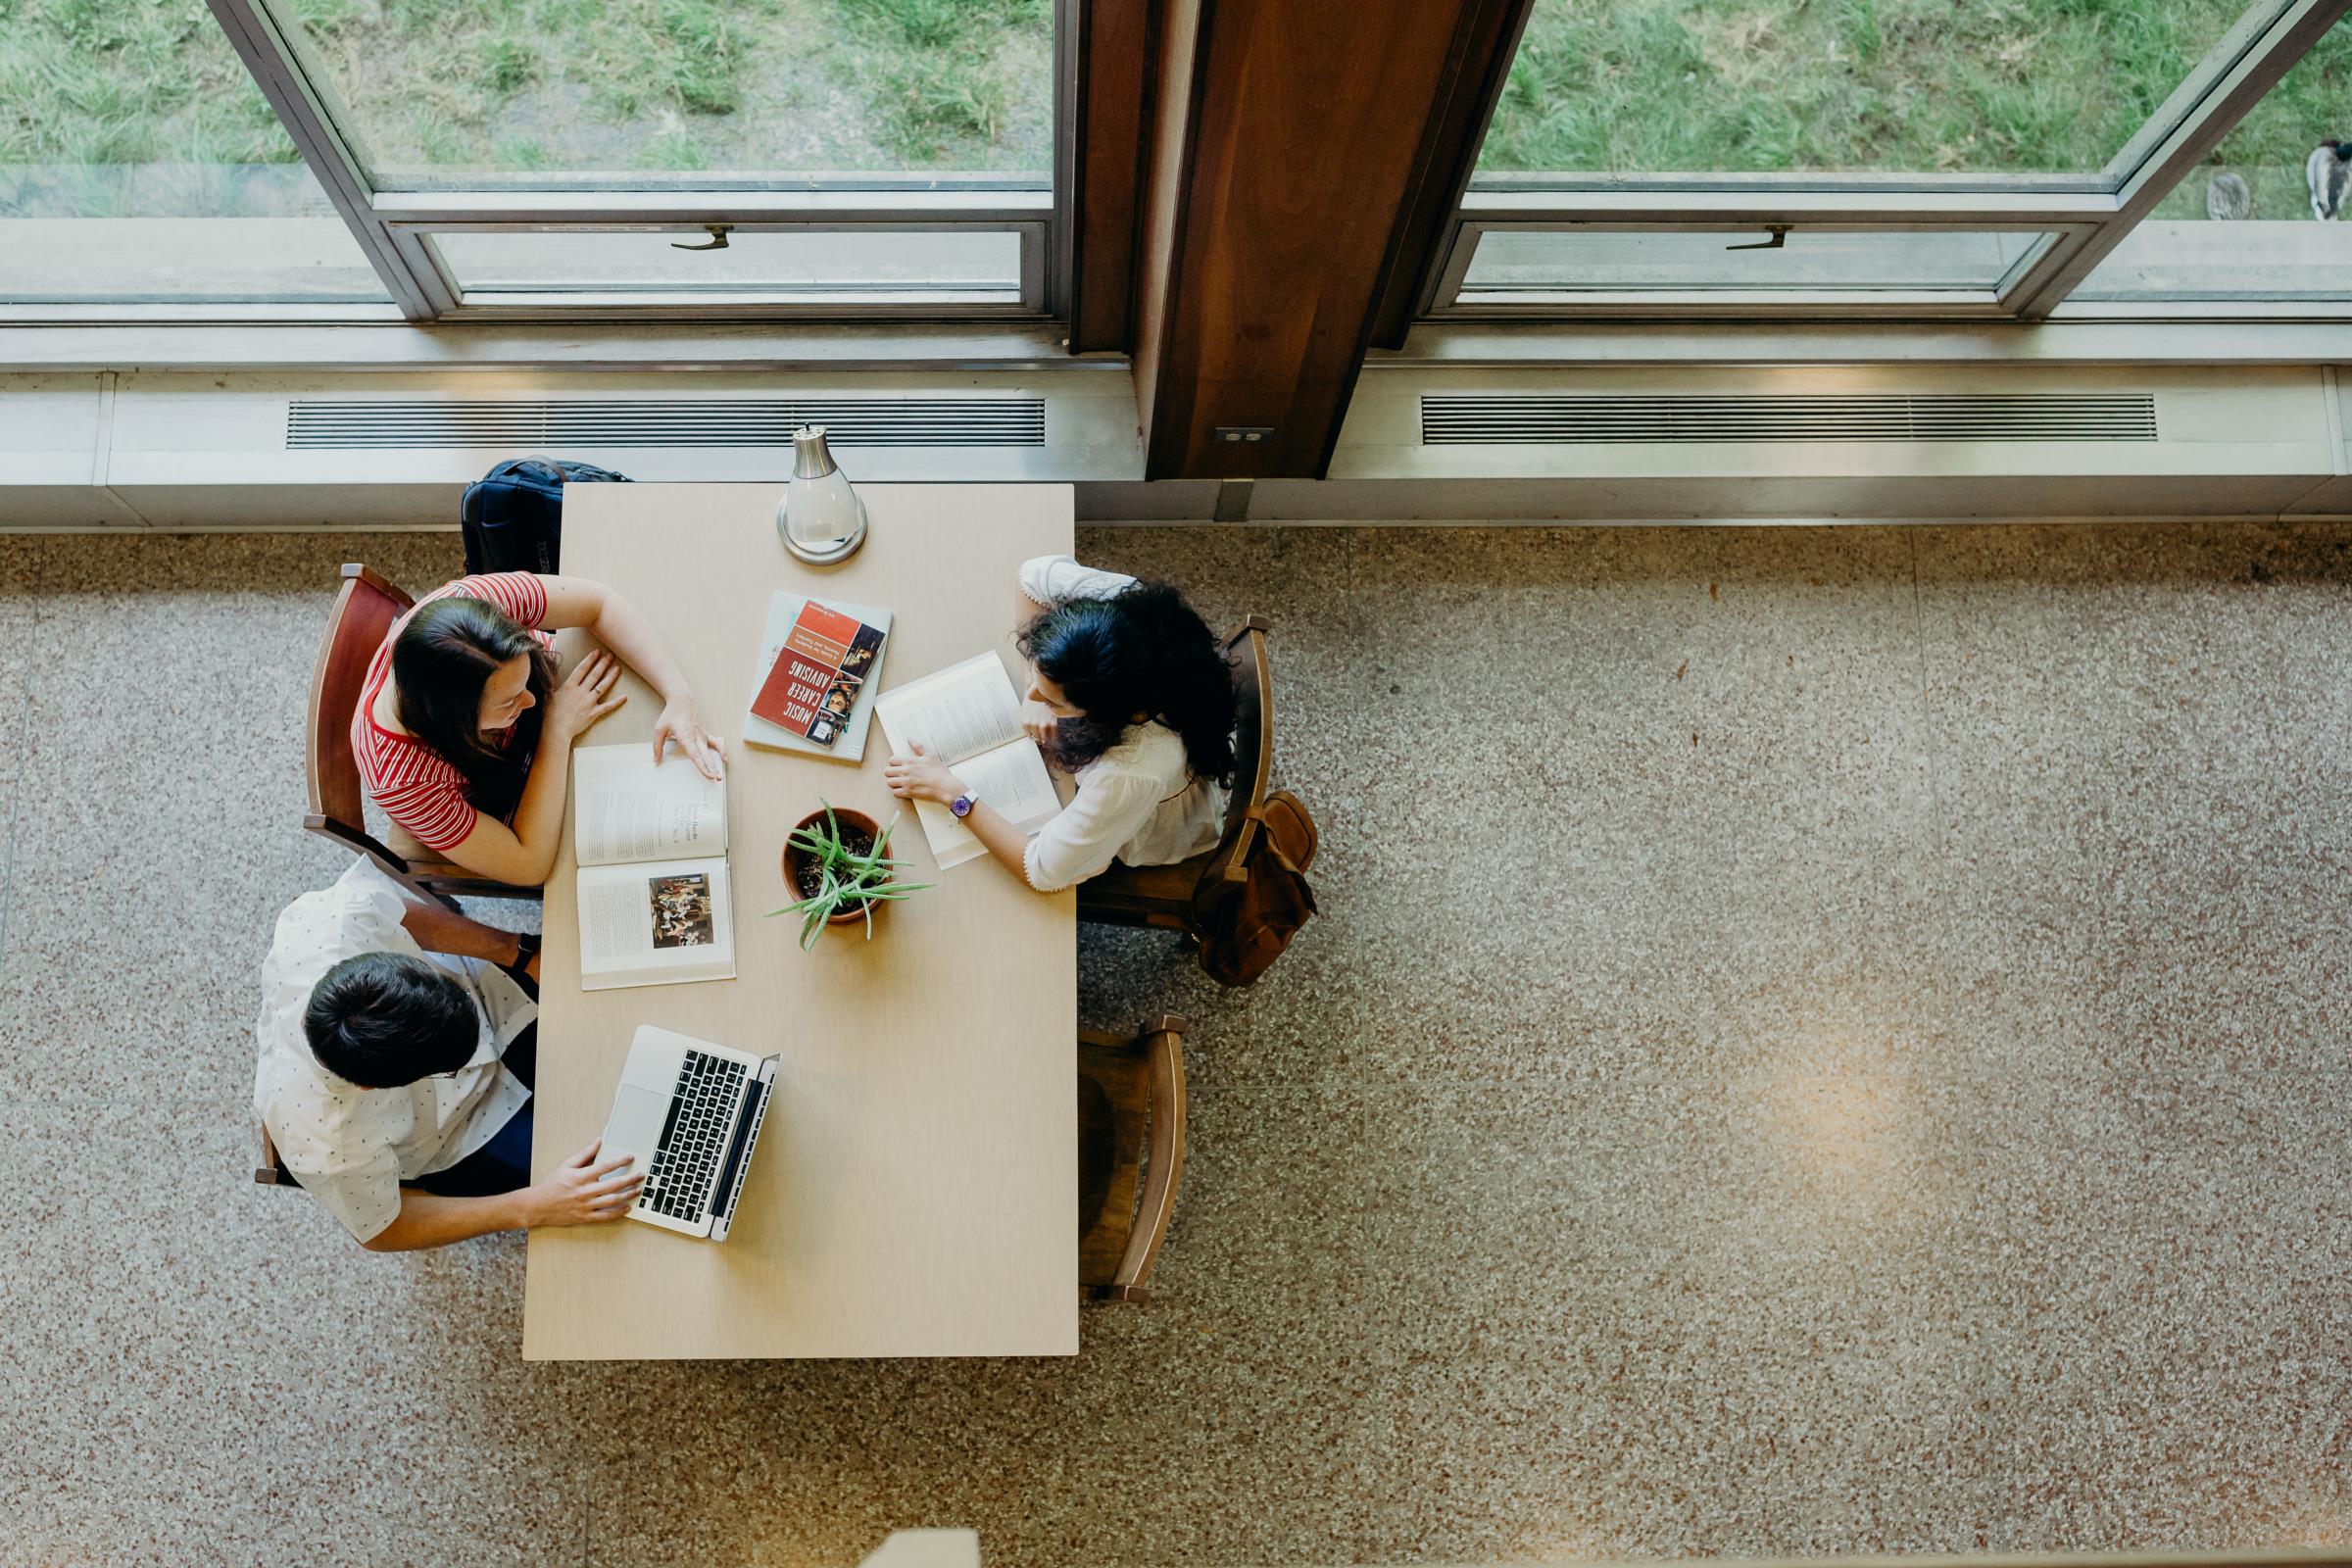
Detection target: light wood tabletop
<box><xmin>522</xmin><ymin>482</ymin><xmax>1077</xmax><ymax>1360</ymax></box>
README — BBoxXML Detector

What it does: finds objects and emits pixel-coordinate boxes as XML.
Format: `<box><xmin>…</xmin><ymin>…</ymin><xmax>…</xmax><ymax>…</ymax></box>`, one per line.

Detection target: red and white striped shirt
<box><xmin>354</xmin><ymin>573</ymin><xmax>555</xmax><ymax>854</ymax></box>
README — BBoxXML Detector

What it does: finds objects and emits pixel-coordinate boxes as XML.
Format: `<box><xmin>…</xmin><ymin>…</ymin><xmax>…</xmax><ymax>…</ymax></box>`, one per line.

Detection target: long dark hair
<box><xmin>1016</xmin><ymin>581</ymin><xmax>1237</xmax><ymax>785</ymax></box>
<box><xmin>391</xmin><ymin>594</ymin><xmax>556</xmax><ymax>821</ymax></box>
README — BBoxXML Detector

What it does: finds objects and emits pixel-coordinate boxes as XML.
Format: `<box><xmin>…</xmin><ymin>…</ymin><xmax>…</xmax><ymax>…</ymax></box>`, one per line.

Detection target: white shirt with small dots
<box><xmin>252</xmin><ymin>858</ymin><xmax>535</xmax><ymax>1243</ymax></box>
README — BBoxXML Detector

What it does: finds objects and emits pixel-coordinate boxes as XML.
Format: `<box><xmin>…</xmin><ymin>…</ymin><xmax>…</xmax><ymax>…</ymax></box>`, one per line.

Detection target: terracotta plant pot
<box><xmin>783</xmin><ymin>806</ymin><xmax>885</xmax><ymax>928</ymax></box>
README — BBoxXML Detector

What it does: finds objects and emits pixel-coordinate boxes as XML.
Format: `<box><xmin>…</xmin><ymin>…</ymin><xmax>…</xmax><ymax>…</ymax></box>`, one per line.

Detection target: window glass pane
<box><xmin>1478</xmin><ymin>0</ymin><xmax>2277</xmax><ymax>178</ymax></box>
<box><xmin>2073</xmin><ymin>14</ymin><xmax>2352</xmax><ymax>301</ymax></box>
<box><xmin>258</xmin><ymin>0</ymin><xmax>1053</xmax><ymax>190</ymax></box>
<box><xmin>1460</xmin><ymin>228</ymin><xmax>2050</xmax><ymax>299</ymax></box>
<box><xmin>430</xmin><ymin>229</ymin><xmax>1022</xmax><ymax>301</ymax></box>
<box><xmin>0</xmin><ymin>1</ymin><xmax>386</xmax><ymax>303</ymax></box>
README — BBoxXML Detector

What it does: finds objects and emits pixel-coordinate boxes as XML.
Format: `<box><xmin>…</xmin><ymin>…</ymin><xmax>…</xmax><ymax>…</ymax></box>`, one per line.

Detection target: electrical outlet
<box><xmin>1213</xmin><ymin>425</ymin><xmax>1275</xmax><ymax>444</ymax></box>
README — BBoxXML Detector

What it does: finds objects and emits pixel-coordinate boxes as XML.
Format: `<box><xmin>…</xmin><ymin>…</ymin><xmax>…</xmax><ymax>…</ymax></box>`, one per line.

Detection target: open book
<box><xmin>571</xmin><ymin>742</ymin><xmax>736</xmax><ymax>991</ymax></box>
<box><xmin>872</xmin><ymin>653</ymin><xmax>1061</xmax><ymax>868</ymax></box>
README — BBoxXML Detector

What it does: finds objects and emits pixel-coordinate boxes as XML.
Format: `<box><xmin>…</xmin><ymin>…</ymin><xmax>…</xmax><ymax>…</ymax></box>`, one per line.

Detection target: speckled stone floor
<box><xmin>1</xmin><ymin>522</ymin><xmax>2348</xmax><ymax>1568</ymax></box>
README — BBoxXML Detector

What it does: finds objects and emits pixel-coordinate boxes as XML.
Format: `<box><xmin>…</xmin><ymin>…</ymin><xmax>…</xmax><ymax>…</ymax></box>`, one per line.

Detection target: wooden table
<box><xmin>522</xmin><ymin>483</ymin><xmax>1077</xmax><ymax>1360</ymax></box>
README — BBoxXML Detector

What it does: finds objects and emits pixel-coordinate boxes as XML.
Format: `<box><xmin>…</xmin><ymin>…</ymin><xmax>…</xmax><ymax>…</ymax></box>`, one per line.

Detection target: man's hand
<box><xmin>518</xmin><ymin>1139</ymin><xmax>642</xmax><ymax>1228</ymax></box>
<box><xmin>884</xmin><ymin>739</ymin><xmax>966</xmax><ymax>806</ymax></box>
<box><xmin>653</xmin><ymin>694</ymin><xmax>724</xmax><ymax>780</ymax></box>
<box><xmin>524</xmin><ymin>946</ymin><xmax>541</xmax><ymax>985</ymax></box>
<box><xmin>547</xmin><ymin>651</ymin><xmax>626</xmax><ymax>742</ymax></box>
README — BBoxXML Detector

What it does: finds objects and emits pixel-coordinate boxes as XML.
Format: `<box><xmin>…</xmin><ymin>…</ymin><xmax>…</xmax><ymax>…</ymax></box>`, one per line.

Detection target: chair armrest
<box><xmin>1108</xmin><ymin>1021</ymin><xmax>1187</xmax><ymax>1295</ymax></box>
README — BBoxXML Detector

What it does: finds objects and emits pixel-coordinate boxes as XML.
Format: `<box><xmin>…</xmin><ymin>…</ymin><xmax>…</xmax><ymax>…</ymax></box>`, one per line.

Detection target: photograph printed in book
<box><xmin>649</xmin><ymin>872</ymin><xmax>717</xmax><ymax>950</ymax></box>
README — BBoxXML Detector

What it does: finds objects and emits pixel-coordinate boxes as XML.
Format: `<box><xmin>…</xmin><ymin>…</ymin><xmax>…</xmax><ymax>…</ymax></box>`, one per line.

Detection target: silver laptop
<box><xmin>600</xmin><ymin>1024</ymin><xmax>778</xmax><ymax>1242</ymax></box>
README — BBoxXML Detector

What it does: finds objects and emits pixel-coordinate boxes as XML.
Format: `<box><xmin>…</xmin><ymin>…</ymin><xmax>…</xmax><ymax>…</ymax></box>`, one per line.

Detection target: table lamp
<box><xmin>777</xmin><ymin>425</ymin><xmax>868</xmax><ymax>564</ymax></box>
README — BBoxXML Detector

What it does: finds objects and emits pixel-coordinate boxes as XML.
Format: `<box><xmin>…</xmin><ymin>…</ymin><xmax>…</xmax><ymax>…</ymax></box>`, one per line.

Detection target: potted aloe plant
<box><xmin>770</xmin><ymin>802</ymin><xmax>932</xmax><ymax>951</ymax></box>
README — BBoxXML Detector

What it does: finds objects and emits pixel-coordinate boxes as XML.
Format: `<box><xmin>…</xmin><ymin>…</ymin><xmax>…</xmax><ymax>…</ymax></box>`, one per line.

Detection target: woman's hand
<box><xmin>547</xmin><ymin>650</ymin><xmax>626</xmax><ymax>742</ymax></box>
<box><xmin>518</xmin><ymin>1139</ymin><xmax>643</xmax><ymax>1228</ymax></box>
<box><xmin>653</xmin><ymin>693</ymin><xmax>724</xmax><ymax>779</ymax></box>
<box><xmin>884</xmin><ymin>740</ymin><xmax>966</xmax><ymax>805</ymax></box>
<box><xmin>1018</xmin><ymin>700</ymin><xmax>1061</xmax><ymax>749</ymax></box>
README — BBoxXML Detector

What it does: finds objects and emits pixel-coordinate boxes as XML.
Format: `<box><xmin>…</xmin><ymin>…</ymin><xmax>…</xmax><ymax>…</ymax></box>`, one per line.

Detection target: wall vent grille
<box><xmin>285</xmin><ymin>397</ymin><xmax>1047</xmax><ymax>450</ymax></box>
<box><xmin>1421</xmin><ymin>393</ymin><xmax>2159</xmax><ymax>445</ymax></box>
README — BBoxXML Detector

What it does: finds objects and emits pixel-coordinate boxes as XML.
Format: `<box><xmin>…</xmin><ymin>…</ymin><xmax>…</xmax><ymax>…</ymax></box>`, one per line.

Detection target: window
<box><xmin>2</xmin><ymin>0</ymin><xmax>1063</xmax><ymax>320</ymax></box>
<box><xmin>250</xmin><ymin>0</ymin><xmax>1053</xmax><ymax>189</ymax></box>
<box><xmin>2071</xmin><ymin>12</ymin><xmax>2352</xmax><ymax>306</ymax></box>
<box><xmin>1426</xmin><ymin>0</ymin><xmax>2352</xmax><ymax>319</ymax></box>
<box><xmin>1479</xmin><ymin>2</ymin><xmax>2261</xmax><ymax>178</ymax></box>
<box><xmin>0</xmin><ymin>0</ymin><xmax>386</xmax><ymax>308</ymax></box>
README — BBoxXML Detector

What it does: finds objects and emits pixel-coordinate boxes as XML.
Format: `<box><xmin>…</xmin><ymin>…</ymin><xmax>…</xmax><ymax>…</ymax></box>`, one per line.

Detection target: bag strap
<box><xmin>1245</xmin><ymin>798</ymin><xmax>1315</xmax><ymax>874</ymax></box>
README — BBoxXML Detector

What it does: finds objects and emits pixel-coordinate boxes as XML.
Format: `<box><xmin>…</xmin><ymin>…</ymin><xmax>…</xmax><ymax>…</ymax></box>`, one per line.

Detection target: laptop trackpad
<box><xmin>602</xmin><ymin>1085</ymin><xmax>669</xmax><ymax>1175</ymax></box>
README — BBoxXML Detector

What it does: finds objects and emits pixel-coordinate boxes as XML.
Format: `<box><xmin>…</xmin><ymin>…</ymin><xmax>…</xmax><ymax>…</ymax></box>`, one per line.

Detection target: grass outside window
<box><xmin>1479</xmin><ymin>0</ymin><xmax>2352</xmax><ymax>186</ymax></box>
<box><xmin>1</xmin><ymin>0</ymin><xmax>1054</xmax><ymax>219</ymax></box>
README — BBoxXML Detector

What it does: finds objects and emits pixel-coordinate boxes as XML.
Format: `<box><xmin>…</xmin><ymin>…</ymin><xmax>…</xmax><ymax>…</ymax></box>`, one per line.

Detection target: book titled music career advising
<box><xmin>742</xmin><ymin>594</ymin><xmax>892</xmax><ymax>761</ymax></box>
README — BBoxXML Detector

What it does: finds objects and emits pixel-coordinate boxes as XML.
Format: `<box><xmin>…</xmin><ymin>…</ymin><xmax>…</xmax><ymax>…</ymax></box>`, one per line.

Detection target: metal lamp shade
<box><xmin>777</xmin><ymin>425</ymin><xmax>868</xmax><ymax>564</ymax></box>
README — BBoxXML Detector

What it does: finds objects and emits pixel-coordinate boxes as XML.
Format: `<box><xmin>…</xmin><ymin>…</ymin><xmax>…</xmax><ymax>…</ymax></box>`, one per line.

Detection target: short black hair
<box><xmin>303</xmin><ymin>953</ymin><xmax>479</xmax><ymax>1089</ymax></box>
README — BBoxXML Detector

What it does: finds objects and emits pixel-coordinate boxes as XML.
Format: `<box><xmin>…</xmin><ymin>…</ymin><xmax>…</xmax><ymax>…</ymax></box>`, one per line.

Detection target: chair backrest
<box><xmin>1197</xmin><ymin>616</ymin><xmax>1275</xmax><ymax>902</ymax></box>
<box><xmin>255</xmin><ymin>1117</ymin><xmax>293</xmax><ymax>1187</ymax></box>
<box><xmin>308</xmin><ymin>564</ymin><xmax>412</xmax><ymax>831</ymax></box>
<box><xmin>304</xmin><ymin>564</ymin><xmax>428</xmax><ymax>882</ymax></box>
<box><xmin>1076</xmin><ymin>1014</ymin><xmax>1189</xmax><ymax>1303</ymax></box>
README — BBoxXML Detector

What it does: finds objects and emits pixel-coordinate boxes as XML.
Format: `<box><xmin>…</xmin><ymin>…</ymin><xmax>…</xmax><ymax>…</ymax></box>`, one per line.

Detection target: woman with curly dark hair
<box><xmin>885</xmin><ymin>556</ymin><xmax>1236</xmax><ymax>891</ymax></box>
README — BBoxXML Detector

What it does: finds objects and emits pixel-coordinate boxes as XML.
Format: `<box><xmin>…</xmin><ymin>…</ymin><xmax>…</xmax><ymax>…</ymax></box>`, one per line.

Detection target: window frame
<box><xmin>1420</xmin><ymin>0</ymin><xmax>2352</xmax><ymax>322</ymax></box>
<box><xmin>169</xmin><ymin>0</ymin><xmax>1069</xmax><ymax>324</ymax></box>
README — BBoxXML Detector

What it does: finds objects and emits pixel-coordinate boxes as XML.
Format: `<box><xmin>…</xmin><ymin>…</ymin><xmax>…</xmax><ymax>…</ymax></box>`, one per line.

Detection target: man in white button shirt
<box><xmin>254</xmin><ymin>858</ymin><xmax>642</xmax><ymax>1250</ymax></box>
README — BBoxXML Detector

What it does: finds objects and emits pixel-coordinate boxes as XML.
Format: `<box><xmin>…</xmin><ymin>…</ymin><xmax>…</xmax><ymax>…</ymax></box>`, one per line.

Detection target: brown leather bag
<box><xmin>1197</xmin><ymin>790</ymin><xmax>1319</xmax><ymax>987</ymax></box>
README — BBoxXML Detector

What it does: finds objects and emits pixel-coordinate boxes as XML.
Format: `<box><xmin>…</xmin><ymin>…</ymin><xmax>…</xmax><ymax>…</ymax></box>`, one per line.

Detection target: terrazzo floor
<box><xmin>1</xmin><ymin>521</ymin><xmax>2348</xmax><ymax>1567</ymax></box>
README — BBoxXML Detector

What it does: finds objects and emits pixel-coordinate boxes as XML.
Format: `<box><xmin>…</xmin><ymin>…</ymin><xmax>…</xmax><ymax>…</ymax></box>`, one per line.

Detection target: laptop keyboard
<box><xmin>639</xmin><ymin>1051</ymin><xmax>748</xmax><ymax>1224</ymax></box>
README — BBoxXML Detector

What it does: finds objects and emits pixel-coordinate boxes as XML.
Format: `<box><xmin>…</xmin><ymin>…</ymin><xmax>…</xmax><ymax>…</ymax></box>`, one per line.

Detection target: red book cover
<box><xmin>750</xmin><ymin>601</ymin><xmax>878</xmax><ymax>748</ymax></box>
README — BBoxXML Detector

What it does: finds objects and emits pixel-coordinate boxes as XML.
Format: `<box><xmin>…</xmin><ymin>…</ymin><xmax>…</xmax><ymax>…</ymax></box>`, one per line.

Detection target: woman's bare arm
<box><xmin>539</xmin><ymin>575</ymin><xmax>721</xmax><ymax>777</ymax></box>
<box><xmin>961</xmin><ymin>797</ymin><xmax>1044</xmax><ymax>887</ymax></box>
<box><xmin>434</xmin><ymin>651</ymin><xmax>624</xmax><ymax>886</ymax></box>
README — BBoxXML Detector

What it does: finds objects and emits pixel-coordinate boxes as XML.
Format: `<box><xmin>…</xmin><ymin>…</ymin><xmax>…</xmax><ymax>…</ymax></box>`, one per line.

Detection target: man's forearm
<box><xmin>398</xmin><ymin>899</ymin><xmax>522</xmax><ymax>966</ymax></box>
<box><xmin>362</xmin><ymin>1189</ymin><xmax>531</xmax><ymax>1251</ymax></box>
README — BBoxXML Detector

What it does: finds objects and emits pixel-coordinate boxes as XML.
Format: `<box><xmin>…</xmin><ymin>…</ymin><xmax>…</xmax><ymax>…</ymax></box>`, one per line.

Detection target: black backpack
<box><xmin>460</xmin><ymin>457</ymin><xmax>631</xmax><ymax>576</ymax></box>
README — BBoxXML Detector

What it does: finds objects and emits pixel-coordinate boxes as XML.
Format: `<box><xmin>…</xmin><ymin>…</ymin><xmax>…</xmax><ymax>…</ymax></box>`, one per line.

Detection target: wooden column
<box><xmin>1066</xmin><ymin>0</ymin><xmax>1158</xmax><ymax>354</ymax></box>
<box><xmin>1127</xmin><ymin>0</ymin><xmax>1536</xmax><ymax>479</ymax></box>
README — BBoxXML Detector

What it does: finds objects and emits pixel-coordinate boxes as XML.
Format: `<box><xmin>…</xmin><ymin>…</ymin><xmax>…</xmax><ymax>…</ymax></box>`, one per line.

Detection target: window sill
<box><xmin>0</xmin><ymin>319</ymin><xmax>1101</xmax><ymax>372</ymax></box>
<box><xmin>1390</xmin><ymin>316</ymin><xmax>2352</xmax><ymax>367</ymax></box>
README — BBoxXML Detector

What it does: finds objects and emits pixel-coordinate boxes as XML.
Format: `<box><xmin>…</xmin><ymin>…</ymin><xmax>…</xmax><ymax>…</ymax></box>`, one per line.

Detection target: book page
<box><xmin>572</xmin><ymin>742</ymin><xmax>728</xmax><ymax>867</ymax></box>
<box><xmin>904</xmin><ymin>739</ymin><xmax>1060</xmax><ymax>870</ymax></box>
<box><xmin>577</xmin><ymin>856</ymin><xmax>736</xmax><ymax>990</ymax></box>
<box><xmin>872</xmin><ymin>653</ymin><xmax>1025</xmax><ymax>767</ymax></box>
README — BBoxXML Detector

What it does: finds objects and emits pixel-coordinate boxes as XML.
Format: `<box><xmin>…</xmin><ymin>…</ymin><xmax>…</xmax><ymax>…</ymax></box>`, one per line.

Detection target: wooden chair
<box><xmin>305</xmin><ymin>563</ymin><xmax>541</xmax><ymax>908</ymax></box>
<box><xmin>1076</xmin><ymin>616</ymin><xmax>1275</xmax><ymax>938</ymax></box>
<box><xmin>255</xmin><ymin>1119</ymin><xmax>292</xmax><ymax>1188</ymax></box>
<box><xmin>1078</xmin><ymin>1014</ymin><xmax>1188</xmax><ymax>1303</ymax></box>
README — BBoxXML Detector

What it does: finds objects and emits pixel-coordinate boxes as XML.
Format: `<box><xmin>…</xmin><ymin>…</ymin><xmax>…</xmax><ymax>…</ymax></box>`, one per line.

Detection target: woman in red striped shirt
<box><xmin>355</xmin><ymin>571</ymin><xmax>722</xmax><ymax>887</ymax></box>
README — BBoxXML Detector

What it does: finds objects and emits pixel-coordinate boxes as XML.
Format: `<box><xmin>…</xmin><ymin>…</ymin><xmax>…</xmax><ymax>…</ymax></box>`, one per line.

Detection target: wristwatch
<box><xmin>504</xmin><ymin>930</ymin><xmax>542</xmax><ymax>978</ymax></box>
<box><xmin>948</xmin><ymin>789</ymin><xmax>979</xmax><ymax>819</ymax></box>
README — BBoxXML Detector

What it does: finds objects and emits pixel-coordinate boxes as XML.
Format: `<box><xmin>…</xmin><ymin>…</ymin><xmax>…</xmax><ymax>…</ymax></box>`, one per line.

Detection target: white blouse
<box><xmin>1017</xmin><ymin>555</ymin><xmax>1230</xmax><ymax>892</ymax></box>
<box><xmin>252</xmin><ymin>858</ymin><xmax>535</xmax><ymax>1243</ymax></box>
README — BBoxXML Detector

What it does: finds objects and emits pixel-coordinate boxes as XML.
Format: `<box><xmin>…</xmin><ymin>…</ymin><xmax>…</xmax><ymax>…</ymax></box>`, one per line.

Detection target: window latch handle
<box><xmin>671</xmin><ymin>225</ymin><xmax>733</xmax><ymax>252</ymax></box>
<box><xmin>1726</xmin><ymin>224</ymin><xmax>1790</xmax><ymax>252</ymax></box>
